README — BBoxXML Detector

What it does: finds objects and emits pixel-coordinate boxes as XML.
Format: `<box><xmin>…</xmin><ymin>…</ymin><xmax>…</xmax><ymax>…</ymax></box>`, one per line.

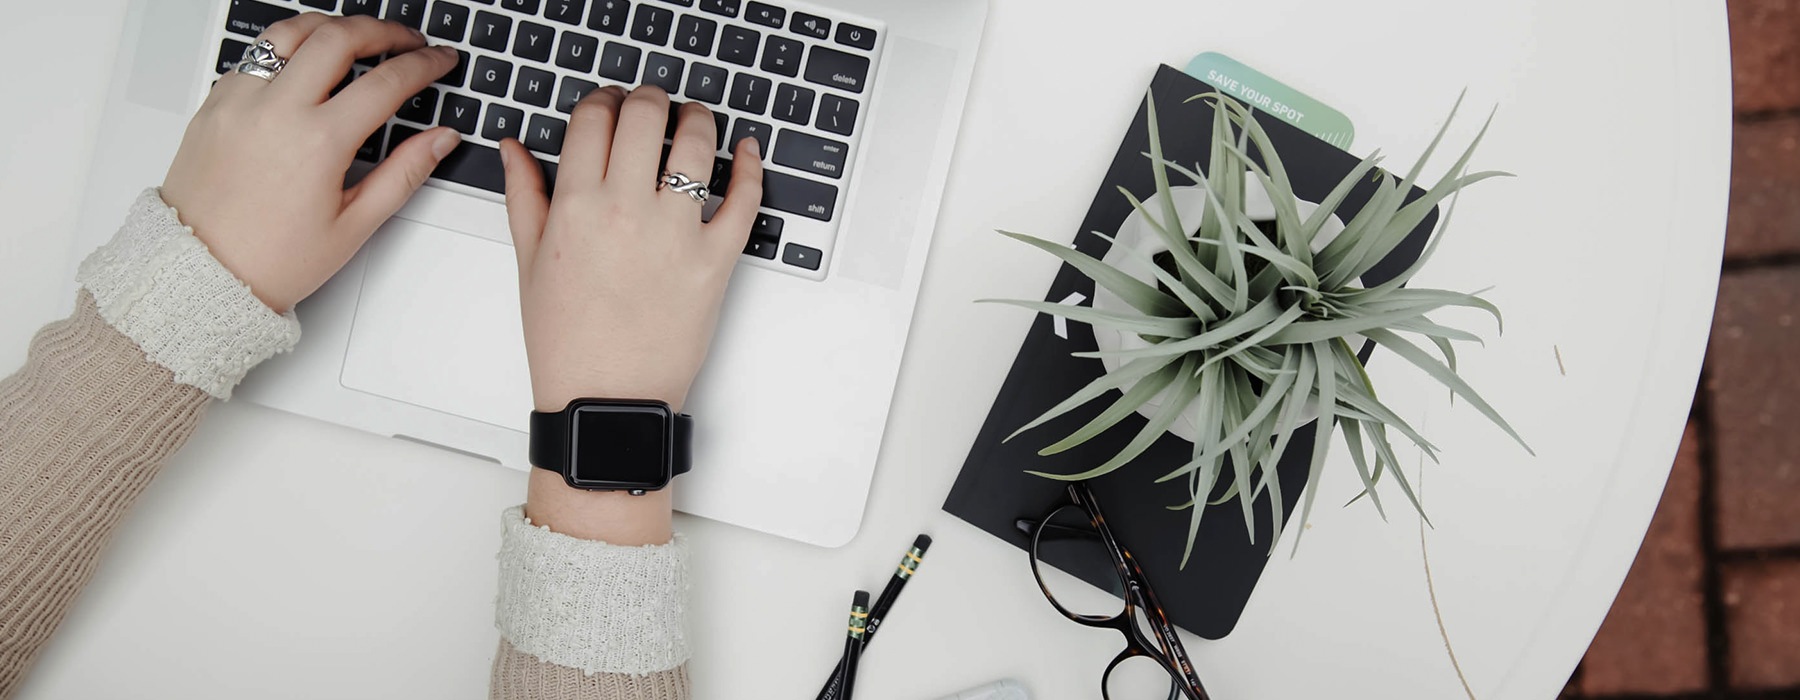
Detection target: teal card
<box><xmin>1184</xmin><ymin>52</ymin><xmax>1355</xmax><ymax>149</ymax></box>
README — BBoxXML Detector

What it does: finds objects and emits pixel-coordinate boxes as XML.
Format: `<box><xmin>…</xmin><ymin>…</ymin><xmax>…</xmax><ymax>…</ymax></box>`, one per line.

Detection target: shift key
<box><xmin>772</xmin><ymin>130</ymin><xmax>848</xmax><ymax>179</ymax></box>
<box><xmin>761</xmin><ymin>171</ymin><xmax>837</xmax><ymax>221</ymax></box>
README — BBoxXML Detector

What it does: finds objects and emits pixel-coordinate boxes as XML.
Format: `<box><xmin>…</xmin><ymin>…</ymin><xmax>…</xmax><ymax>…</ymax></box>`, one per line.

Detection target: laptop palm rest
<box><xmin>340</xmin><ymin>220</ymin><xmax>533</xmax><ymax>434</ymax></box>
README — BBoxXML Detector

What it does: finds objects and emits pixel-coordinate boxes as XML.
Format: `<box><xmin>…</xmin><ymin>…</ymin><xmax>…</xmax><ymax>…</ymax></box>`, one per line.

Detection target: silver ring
<box><xmin>233</xmin><ymin>39</ymin><xmax>288</xmax><ymax>82</ymax></box>
<box><xmin>657</xmin><ymin>171</ymin><xmax>710</xmax><ymax>205</ymax></box>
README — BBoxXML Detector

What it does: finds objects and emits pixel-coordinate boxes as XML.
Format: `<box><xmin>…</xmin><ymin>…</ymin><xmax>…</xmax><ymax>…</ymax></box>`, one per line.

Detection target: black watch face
<box><xmin>570</xmin><ymin>403</ymin><xmax>672</xmax><ymax>488</ymax></box>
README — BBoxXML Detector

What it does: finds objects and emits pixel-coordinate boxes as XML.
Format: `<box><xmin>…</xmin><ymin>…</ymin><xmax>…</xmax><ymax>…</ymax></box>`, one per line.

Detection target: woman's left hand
<box><xmin>160</xmin><ymin>13</ymin><xmax>463</xmax><ymax>313</ymax></box>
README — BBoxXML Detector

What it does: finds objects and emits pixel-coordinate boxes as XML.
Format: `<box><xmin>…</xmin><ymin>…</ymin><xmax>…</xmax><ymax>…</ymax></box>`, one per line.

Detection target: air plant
<box><xmin>986</xmin><ymin>92</ymin><xmax>1532</xmax><ymax>566</ymax></box>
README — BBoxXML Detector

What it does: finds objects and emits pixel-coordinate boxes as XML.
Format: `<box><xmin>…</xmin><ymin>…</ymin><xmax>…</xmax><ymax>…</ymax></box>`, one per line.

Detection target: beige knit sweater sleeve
<box><xmin>0</xmin><ymin>190</ymin><xmax>689</xmax><ymax>699</ymax></box>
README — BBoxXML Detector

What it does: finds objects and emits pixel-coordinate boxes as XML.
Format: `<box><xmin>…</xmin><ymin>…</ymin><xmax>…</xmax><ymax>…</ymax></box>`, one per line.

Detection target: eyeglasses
<box><xmin>1016</xmin><ymin>482</ymin><xmax>1210</xmax><ymax>700</ymax></box>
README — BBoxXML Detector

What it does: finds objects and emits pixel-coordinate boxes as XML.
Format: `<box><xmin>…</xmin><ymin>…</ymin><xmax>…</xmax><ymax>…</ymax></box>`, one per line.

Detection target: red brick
<box><xmin>1726</xmin><ymin>117</ymin><xmax>1800</xmax><ymax>259</ymax></box>
<box><xmin>1708</xmin><ymin>267</ymin><xmax>1800</xmax><ymax>549</ymax></box>
<box><xmin>1579</xmin><ymin>422</ymin><xmax>1709</xmax><ymax>695</ymax></box>
<box><xmin>1723</xmin><ymin>558</ymin><xmax>1800</xmax><ymax>688</ymax></box>
<box><xmin>1730</xmin><ymin>0</ymin><xmax>1800</xmax><ymax>113</ymax></box>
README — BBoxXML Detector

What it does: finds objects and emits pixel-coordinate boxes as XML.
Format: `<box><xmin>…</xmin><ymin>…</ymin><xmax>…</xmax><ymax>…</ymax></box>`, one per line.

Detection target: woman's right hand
<box><xmin>498</xmin><ymin>86</ymin><xmax>762</xmax><ymax>544</ymax></box>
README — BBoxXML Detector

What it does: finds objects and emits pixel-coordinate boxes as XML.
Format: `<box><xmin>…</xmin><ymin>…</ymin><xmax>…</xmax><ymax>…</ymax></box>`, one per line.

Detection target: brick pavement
<box><xmin>1568</xmin><ymin>1</ymin><xmax>1800</xmax><ymax>698</ymax></box>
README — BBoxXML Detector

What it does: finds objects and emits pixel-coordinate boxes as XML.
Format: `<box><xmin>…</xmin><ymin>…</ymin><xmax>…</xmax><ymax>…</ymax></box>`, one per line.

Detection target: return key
<box><xmin>773</xmin><ymin>130</ymin><xmax>850</xmax><ymax>179</ymax></box>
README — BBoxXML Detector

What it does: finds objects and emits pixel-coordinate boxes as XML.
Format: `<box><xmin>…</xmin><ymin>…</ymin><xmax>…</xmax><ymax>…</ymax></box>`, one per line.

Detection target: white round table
<box><xmin>0</xmin><ymin>0</ymin><xmax>1729</xmax><ymax>698</ymax></box>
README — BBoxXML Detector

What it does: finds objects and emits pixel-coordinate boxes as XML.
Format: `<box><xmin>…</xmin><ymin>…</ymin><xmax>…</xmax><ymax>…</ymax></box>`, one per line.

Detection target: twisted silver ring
<box><xmin>233</xmin><ymin>40</ymin><xmax>288</xmax><ymax>82</ymax></box>
<box><xmin>657</xmin><ymin>171</ymin><xmax>710</xmax><ymax>205</ymax></box>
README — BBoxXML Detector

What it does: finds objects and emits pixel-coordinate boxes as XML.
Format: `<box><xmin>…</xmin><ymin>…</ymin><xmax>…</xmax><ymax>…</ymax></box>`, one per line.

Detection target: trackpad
<box><xmin>340</xmin><ymin>221</ymin><xmax>533</xmax><ymax>433</ymax></box>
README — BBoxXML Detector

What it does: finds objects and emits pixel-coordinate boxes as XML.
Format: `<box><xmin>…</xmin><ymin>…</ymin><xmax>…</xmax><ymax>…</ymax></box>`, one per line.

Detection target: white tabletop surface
<box><xmin>0</xmin><ymin>1</ymin><xmax>1730</xmax><ymax>698</ymax></box>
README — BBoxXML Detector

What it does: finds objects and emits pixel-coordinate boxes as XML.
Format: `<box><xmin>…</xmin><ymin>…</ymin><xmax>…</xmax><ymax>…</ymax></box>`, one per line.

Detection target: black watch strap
<box><xmin>528</xmin><ymin>409</ymin><xmax>693</xmax><ymax>479</ymax></box>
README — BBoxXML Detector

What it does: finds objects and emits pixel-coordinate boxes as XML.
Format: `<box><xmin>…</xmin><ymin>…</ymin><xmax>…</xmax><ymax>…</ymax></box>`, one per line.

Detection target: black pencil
<box><xmin>840</xmin><ymin>590</ymin><xmax>870</xmax><ymax>700</ymax></box>
<box><xmin>816</xmin><ymin>535</ymin><xmax>933</xmax><ymax>700</ymax></box>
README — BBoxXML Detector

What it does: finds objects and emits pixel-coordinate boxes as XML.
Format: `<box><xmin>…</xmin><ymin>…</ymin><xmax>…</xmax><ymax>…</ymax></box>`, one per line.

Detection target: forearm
<box><xmin>0</xmin><ymin>293</ymin><xmax>209</xmax><ymax>697</ymax></box>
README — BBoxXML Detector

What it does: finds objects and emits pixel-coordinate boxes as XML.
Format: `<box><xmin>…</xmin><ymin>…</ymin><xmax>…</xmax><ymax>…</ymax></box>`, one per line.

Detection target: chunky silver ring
<box><xmin>657</xmin><ymin>171</ymin><xmax>710</xmax><ymax>205</ymax></box>
<box><xmin>233</xmin><ymin>39</ymin><xmax>288</xmax><ymax>82</ymax></box>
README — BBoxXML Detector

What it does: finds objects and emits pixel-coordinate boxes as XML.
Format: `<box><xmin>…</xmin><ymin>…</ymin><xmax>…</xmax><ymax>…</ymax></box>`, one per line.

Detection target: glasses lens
<box><xmin>1104</xmin><ymin>654</ymin><xmax>1183</xmax><ymax>700</ymax></box>
<box><xmin>1032</xmin><ymin>505</ymin><xmax>1129</xmax><ymax>620</ymax></box>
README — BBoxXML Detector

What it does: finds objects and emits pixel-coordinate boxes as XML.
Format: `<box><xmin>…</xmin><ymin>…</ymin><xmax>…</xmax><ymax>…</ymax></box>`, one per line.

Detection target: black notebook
<box><xmin>943</xmin><ymin>64</ymin><xmax>1438</xmax><ymax>639</ymax></box>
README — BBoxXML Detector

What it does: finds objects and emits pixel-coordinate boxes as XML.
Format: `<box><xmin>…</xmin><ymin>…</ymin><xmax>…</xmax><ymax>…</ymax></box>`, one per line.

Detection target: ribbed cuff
<box><xmin>495</xmin><ymin>506</ymin><xmax>691</xmax><ymax>676</ymax></box>
<box><xmin>75</xmin><ymin>188</ymin><xmax>300</xmax><ymax>399</ymax></box>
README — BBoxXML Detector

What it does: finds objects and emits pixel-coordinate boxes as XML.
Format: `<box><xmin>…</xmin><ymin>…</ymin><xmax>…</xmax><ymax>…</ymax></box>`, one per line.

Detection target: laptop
<box><xmin>68</xmin><ymin>0</ymin><xmax>988</xmax><ymax>547</ymax></box>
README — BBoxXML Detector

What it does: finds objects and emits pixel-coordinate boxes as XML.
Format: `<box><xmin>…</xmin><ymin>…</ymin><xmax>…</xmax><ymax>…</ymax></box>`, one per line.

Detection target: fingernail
<box><xmin>499</xmin><ymin>141</ymin><xmax>512</xmax><ymax>168</ymax></box>
<box><xmin>745</xmin><ymin>139</ymin><xmax>761</xmax><ymax>159</ymax></box>
<box><xmin>431</xmin><ymin>129</ymin><xmax>460</xmax><ymax>160</ymax></box>
<box><xmin>410</xmin><ymin>27</ymin><xmax>426</xmax><ymax>40</ymax></box>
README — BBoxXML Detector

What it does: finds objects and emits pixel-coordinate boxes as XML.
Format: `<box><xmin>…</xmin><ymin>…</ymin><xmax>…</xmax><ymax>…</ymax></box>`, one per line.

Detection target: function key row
<box><xmin>278</xmin><ymin>0</ymin><xmax>876</xmax><ymax>51</ymax></box>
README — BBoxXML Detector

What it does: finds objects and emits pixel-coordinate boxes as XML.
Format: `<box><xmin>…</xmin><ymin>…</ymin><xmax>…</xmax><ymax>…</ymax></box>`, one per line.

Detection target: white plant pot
<box><xmin>1091</xmin><ymin>179</ymin><xmax>1345</xmax><ymax>443</ymax></box>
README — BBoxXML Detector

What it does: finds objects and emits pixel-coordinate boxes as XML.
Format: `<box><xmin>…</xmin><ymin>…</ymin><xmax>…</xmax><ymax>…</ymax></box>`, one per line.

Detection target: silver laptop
<box><xmin>69</xmin><ymin>0</ymin><xmax>987</xmax><ymax>547</ymax></box>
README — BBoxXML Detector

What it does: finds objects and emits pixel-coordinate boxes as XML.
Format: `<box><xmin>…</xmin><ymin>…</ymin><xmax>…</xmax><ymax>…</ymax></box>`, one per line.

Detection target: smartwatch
<box><xmin>529</xmin><ymin>398</ymin><xmax>693</xmax><ymax>494</ymax></box>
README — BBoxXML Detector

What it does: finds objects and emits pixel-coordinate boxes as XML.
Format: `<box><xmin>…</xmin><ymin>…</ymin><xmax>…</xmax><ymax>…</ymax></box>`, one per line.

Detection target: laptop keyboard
<box><xmin>213</xmin><ymin>0</ymin><xmax>883</xmax><ymax>279</ymax></box>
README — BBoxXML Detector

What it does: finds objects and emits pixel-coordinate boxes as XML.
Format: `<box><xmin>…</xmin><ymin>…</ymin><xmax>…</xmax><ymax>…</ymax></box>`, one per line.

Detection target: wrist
<box><xmin>532</xmin><ymin>380</ymin><xmax>688</xmax><ymax>414</ymax></box>
<box><xmin>524</xmin><ymin>469</ymin><xmax>673</xmax><ymax>545</ymax></box>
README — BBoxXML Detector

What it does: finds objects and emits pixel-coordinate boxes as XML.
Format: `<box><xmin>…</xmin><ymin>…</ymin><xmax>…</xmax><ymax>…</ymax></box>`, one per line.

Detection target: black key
<box><xmin>644</xmin><ymin>52</ymin><xmax>684</xmax><ymax>94</ymax></box>
<box><xmin>544</xmin><ymin>0</ymin><xmax>584</xmax><ymax>24</ymax></box>
<box><xmin>717</xmin><ymin>25</ymin><xmax>758</xmax><ymax>66</ymax></box>
<box><xmin>771</xmin><ymin>83</ymin><xmax>813</xmax><ymax>125</ymax></box>
<box><xmin>301</xmin><ymin>0</ymin><xmax>337</xmax><ymax>10</ymax></box>
<box><xmin>683</xmin><ymin>63</ymin><xmax>727</xmax><ymax>104</ymax></box>
<box><xmin>760</xmin><ymin>36</ymin><xmax>802</xmax><ymax>77</ymax></box>
<box><xmin>386</xmin><ymin>0</ymin><xmax>427</xmax><ymax>28</ymax></box>
<box><xmin>514</xmin><ymin>65</ymin><xmax>556</xmax><ymax>107</ymax></box>
<box><xmin>654</xmin><ymin>0</ymin><xmax>694</xmax><ymax>6</ymax></box>
<box><xmin>598</xmin><ymin>42</ymin><xmax>641</xmax><ymax>81</ymax></box>
<box><xmin>435</xmin><ymin>139</ymin><xmax>508</xmax><ymax>194</ymax></box>
<box><xmin>727</xmin><ymin>118</ymin><xmax>771</xmax><ymax>158</ymax></box>
<box><xmin>553</xmin><ymin>32</ymin><xmax>599</xmax><ymax>71</ymax></box>
<box><xmin>805</xmin><ymin>45</ymin><xmax>868</xmax><ymax>94</ymax></box>
<box><xmin>743</xmin><ymin>1</ymin><xmax>782</xmax><ymax>28</ymax></box>
<box><xmin>673</xmin><ymin>15</ymin><xmax>716</xmax><ymax>56</ymax></box>
<box><xmin>342</xmin><ymin>0</ymin><xmax>380</xmax><ymax>15</ymax></box>
<box><xmin>753</xmin><ymin>213</ymin><xmax>784</xmax><ymax>238</ymax></box>
<box><xmin>525</xmin><ymin>114</ymin><xmax>568</xmax><ymax>155</ymax></box>
<box><xmin>500</xmin><ymin>0</ymin><xmax>541</xmax><ymax>14</ymax></box>
<box><xmin>513</xmin><ymin>21</ymin><xmax>556</xmax><ymax>61</ymax></box>
<box><xmin>436</xmin><ymin>49</ymin><xmax>472</xmax><ymax>87</ymax></box>
<box><xmin>387</xmin><ymin>124</ymin><xmax>420</xmax><ymax>159</ymax></box>
<box><xmin>537</xmin><ymin>158</ymin><xmax>559</xmax><ymax>196</ymax></box>
<box><xmin>397</xmin><ymin>87</ymin><xmax>440</xmax><ymax>123</ymax></box>
<box><xmin>356</xmin><ymin>127</ymin><xmax>384</xmax><ymax>162</ymax></box>
<box><xmin>440</xmin><ymin>92</ymin><xmax>483</xmax><ymax>133</ymax></box>
<box><xmin>225</xmin><ymin>0</ymin><xmax>297</xmax><ymax>38</ymax></box>
<box><xmin>782</xmin><ymin>243</ymin><xmax>821</xmax><ymax>270</ymax></box>
<box><xmin>790</xmin><ymin>11</ymin><xmax>828</xmax><ymax>40</ymax></box>
<box><xmin>427</xmin><ymin>2</ymin><xmax>471</xmax><ymax>41</ymax></box>
<box><xmin>471</xmin><ymin>55</ymin><xmax>513</xmax><ymax>96</ymax></box>
<box><xmin>816</xmin><ymin>93</ymin><xmax>857</xmax><ymax>135</ymax></box>
<box><xmin>631</xmin><ymin>5</ymin><xmax>674</xmax><ymax>45</ymax></box>
<box><xmin>708</xmin><ymin>156</ymin><xmax>733</xmax><ymax>192</ymax></box>
<box><xmin>773</xmin><ymin>129</ymin><xmax>847</xmax><ymax>179</ymax></box>
<box><xmin>483</xmin><ymin>104</ymin><xmax>526</xmax><ymax>141</ymax></box>
<box><xmin>699</xmin><ymin>0</ymin><xmax>738</xmax><ymax>17</ymax></box>
<box><xmin>713</xmin><ymin>111</ymin><xmax>727</xmax><ymax>149</ymax></box>
<box><xmin>743</xmin><ymin>237</ymin><xmax>777</xmax><ymax>259</ymax></box>
<box><xmin>763</xmin><ymin>171</ymin><xmax>836</xmax><ymax>220</ymax></box>
<box><xmin>471</xmin><ymin>11</ymin><xmax>512</xmax><ymax>51</ymax></box>
<box><xmin>727</xmin><ymin>74</ymin><xmax>771</xmax><ymax>114</ymax></box>
<box><xmin>664</xmin><ymin>101</ymin><xmax>683</xmax><ymax>139</ymax></box>
<box><xmin>215</xmin><ymin>38</ymin><xmax>250</xmax><ymax>74</ymax></box>
<box><xmin>588</xmin><ymin>0</ymin><xmax>630</xmax><ymax>34</ymax></box>
<box><xmin>556</xmin><ymin>76</ymin><xmax>601</xmax><ymax>112</ymax></box>
<box><xmin>835</xmin><ymin>22</ymin><xmax>875</xmax><ymax>50</ymax></box>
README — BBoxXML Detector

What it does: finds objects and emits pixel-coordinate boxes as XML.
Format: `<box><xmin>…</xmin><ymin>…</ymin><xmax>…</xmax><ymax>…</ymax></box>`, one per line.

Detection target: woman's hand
<box><xmin>161</xmin><ymin>13</ymin><xmax>462</xmax><ymax>313</ymax></box>
<box><xmin>500</xmin><ymin>86</ymin><xmax>763</xmax><ymax>544</ymax></box>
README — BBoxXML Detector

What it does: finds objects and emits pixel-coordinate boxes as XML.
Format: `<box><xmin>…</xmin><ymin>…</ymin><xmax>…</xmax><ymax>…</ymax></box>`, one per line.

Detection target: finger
<box><xmin>499</xmin><ymin>139</ymin><xmax>551</xmax><ymax>277</ymax></box>
<box><xmin>555</xmin><ymin>86</ymin><xmax>626</xmax><ymax>192</ymax></box>
<box><xmin>278</xmin><ymin>15</ymin><xmax>428</xmax><ymax>102</ymax></box>
<box><xmin>704</xmin><ymin>137</ymin><xmax>765</xmax><ymax>253</ymax></box>
<box><xmin>327</xmin><ymin>45</ymin><xmax>459</xmax><ymax>139</ymax></box>
<box><xmin>216</xmin><ymin>13</ymin><xmax>331</xmax><ymax>93</ymax></box>
<box><xmin>662</xmin><ymin>102</ymin><xmax>719</xmax><ymax>213</ymax></box>
<box><xmin>604</xmin><ymin>86</ymin><xmax>673</xmax><ymax>189</ymax></box>
<box><xmin>338</xmin><ymin>126</ymin><xmax>461</xmax><ymax>235</ymax></box>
